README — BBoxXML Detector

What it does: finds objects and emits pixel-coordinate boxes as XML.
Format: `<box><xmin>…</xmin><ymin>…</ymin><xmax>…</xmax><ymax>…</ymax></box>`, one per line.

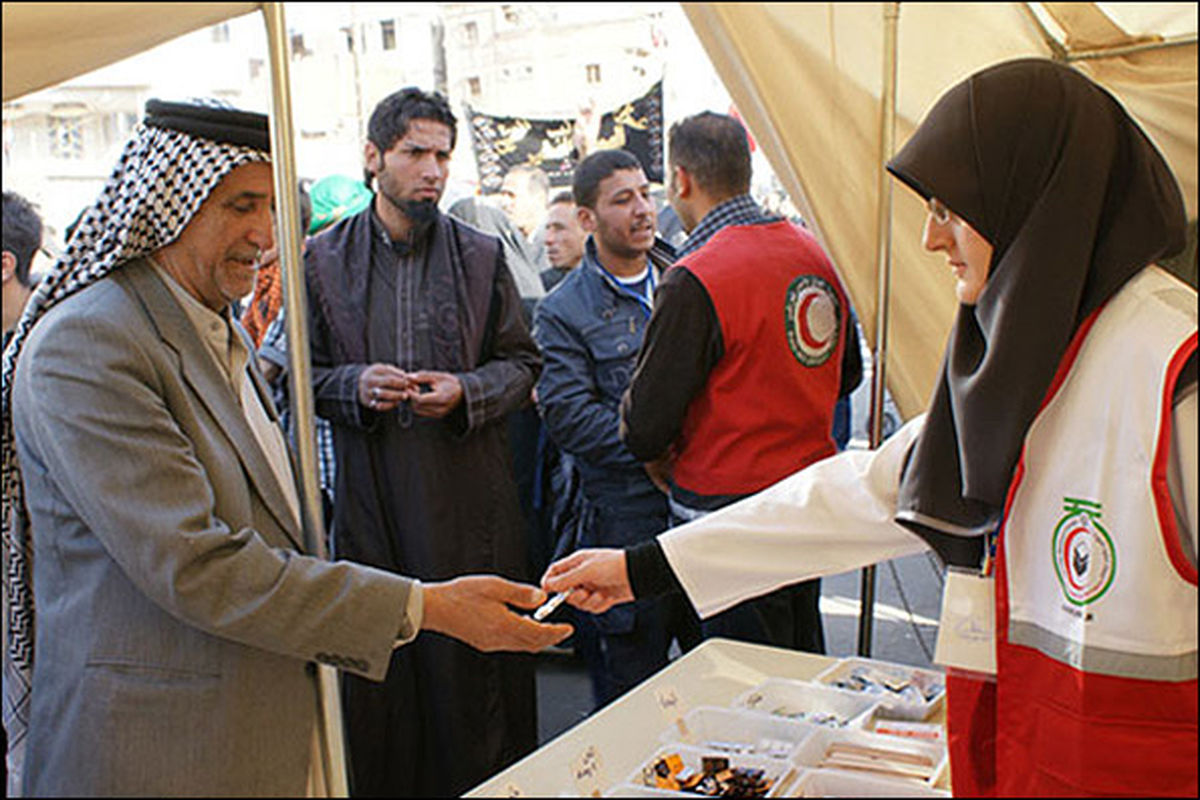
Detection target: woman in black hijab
<box><xmin>884</xmin><ymin>58</ymin><xmax>1196</xmax><ymax>798</ymax></box>
<box><xmin>887</xmin><ymin>57</ymin><xmax>1188</xmax><ymax>563</ymax></box>
<box><xmin>543</xmin><ymin>59</ymin><xmax>1196</xmax><ymax>797</ymax></box>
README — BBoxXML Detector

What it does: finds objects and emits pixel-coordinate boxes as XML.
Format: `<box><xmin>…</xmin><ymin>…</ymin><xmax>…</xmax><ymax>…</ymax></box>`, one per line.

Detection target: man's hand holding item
<box><xmin>422</xmin><ymin>575</ymin><xmax>573</xmax><ymax>652</ymax></box>
<box><xmin>407</xmin><ymin>370</ymin><xmax>464</xmax><ymax>418</ymax></box>
<box><xmin>358</xmin><ymin>363</ymin><xmax>413</xmax><ymax>412</ymax></box>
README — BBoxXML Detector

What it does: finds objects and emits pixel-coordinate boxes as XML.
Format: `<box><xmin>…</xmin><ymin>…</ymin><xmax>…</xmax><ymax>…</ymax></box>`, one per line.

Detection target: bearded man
<box><xmin>304</xmin><ymin>88</ymin><xmax>544</xmax><ymax>797</ymax></box>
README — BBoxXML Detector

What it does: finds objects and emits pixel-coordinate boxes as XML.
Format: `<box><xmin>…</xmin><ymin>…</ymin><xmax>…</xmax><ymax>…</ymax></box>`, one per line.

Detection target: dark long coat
<box><xmin>306</xmin><ymin>207</ymin><xmax>541</xmax><ymax>796</ymax></box>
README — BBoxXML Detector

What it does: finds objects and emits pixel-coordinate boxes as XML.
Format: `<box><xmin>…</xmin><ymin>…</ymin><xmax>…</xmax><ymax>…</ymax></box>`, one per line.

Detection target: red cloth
<box><xmin>240</xmin><ymin>259</ymin><xmax>282</xmax><ymax>348</ymax></box>
<box><xmin>946</xmin><ymin>670</ymin><xmax>997</xmax><ymax>797</ymax></box>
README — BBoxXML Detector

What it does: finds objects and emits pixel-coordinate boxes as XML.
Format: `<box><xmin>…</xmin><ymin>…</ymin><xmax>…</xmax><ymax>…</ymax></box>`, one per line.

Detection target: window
<box><xmin>381</xmin><ymin>19</ymin><xmax>396</xmax><ymax>51</ymax></box>
<box><xmin>463</xmin><ymin>21</ymin><xmax>478</xmax><ymax>46</ymax></box>
<box><xmin>502</xmin><ymin>65</ymin><xmax>533</xmax><ymax>82</ymax></box>
<box><xmin>586</xmin><ymin>63</ymin><xmax>602</xmax><ymax>84</ymax></box>
<box><xmin>468</xmin><ymin>77</ymin><xmax>482</xmax><ymax>97</ymax></box>
<box><xmin>50</xmin><ymin>117</ymin><xmax>82</xmax><ymax>160</ymax></box>
<box><xmin>212</xmin><ymin>23</ymin><xmax>230</xmax><ymax>43</ymax></box>
<box><xmin>249</xmin><ymin>58</ymin><xmax>265</xmax><ymax>81</ymax></box>
<box><xmin>290</xmin><ymin>33</ymin><xmax>312</xmax><ymax>59</ymax></box>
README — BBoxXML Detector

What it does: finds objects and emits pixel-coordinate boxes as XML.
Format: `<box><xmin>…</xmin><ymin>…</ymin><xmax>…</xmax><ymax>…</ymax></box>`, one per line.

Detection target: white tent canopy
<box><xmin>685</xmin><ymin>2</ymin><xmax>1197</xmax><ymax>417</ymax></box>
<box><xmin>2</xmin><ymin>3</ymin><xmax>259</xmax><ymax>103</ymax></box>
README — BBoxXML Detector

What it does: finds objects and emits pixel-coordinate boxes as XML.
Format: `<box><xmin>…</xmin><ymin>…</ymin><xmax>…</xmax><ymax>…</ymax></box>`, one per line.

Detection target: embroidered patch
<box><xmin>785</xmin><ymin>275</ymin><xmax>841</xmax><ymax>366</ymax></box>
<box><xmin>1052</xmin><ymin>497</ymin><xmax>1116</xmax><ymax>606</ymax></box>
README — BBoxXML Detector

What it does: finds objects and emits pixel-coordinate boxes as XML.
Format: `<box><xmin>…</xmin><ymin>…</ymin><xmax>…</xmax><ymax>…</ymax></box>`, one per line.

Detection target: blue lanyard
<box><xmin>598</xmin><ymin>262</ymin><xmax>656</xmax><ymax>320</ymax></box>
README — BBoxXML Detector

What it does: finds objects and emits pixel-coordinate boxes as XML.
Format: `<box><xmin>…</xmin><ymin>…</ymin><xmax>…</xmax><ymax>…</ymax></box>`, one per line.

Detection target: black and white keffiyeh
<box><xmin>1</xmin><ymin>100</ymin><xmax>269</xmax><ymax>791</ymax></box>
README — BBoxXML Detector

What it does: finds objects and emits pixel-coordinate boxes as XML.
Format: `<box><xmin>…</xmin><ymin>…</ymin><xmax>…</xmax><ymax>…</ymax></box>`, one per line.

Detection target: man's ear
<box><xmin>673</xmin><ymin>165</ymin><xmax>693</xmax><ymax>199</ymax></box>
<box><xmin>363</xmin><ymin>141</ymin><xmax>381</xmax><ymax>178</ymax></box>
<box><xmin>1</xmin><ymin>251</ymin><xmax>16</xmax><ymax>284</ymax></box>
<box><xmin>576</xmin><ymin>205</ymin><xmax>597</xmax><ymax>234</ymax></box>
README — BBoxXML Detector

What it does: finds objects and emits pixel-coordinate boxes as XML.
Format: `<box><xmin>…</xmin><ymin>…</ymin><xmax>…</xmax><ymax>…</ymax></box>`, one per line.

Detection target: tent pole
<box><xmin>261</xmin><ymin>3</ymin><xmax>350</xmax><ymax>796</ymax></box>
<box><xmin>858</xmin><ymin>0</ymin><xmax>901</xmax><ymax>659</ymax></box>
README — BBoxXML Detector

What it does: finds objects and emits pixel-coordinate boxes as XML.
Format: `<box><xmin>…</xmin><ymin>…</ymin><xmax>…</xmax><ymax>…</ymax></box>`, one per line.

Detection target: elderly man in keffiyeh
<box><xmin>1</xmin><ymin>98</ymin><xmax>568</xmax><ymax>797</ymax></box>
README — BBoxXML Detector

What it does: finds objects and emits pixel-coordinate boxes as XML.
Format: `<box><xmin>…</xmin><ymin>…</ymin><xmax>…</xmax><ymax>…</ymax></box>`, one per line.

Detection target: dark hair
<box><xmin>2</xmin><ymin>191</ymin><xmax>43</xmax><ymax>287</ymax></box>
<box><xmin>367</xmin><ymin>87</ymin><xmax>457</xmax><ymax>154</ymax></box>
<box><xmin>549</xmin><ymin>190</ymin><xmax>575</xmax><ymax>206</ymax></box>
<box><xmin>572</xmin><ymin>149</ymin><xmax>642</xmax><ymax>209</ymax></box>
<box><xmin>668</xmin><ymin>112</ymin><xmax>752</xmax><ymax>197</ymax></box>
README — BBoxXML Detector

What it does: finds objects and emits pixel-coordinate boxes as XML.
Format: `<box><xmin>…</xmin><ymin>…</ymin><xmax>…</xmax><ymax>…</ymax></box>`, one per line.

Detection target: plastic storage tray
<box><xmin>658</xmin><ymin>706</ymin><xmax>816</xmax><ymax>761</ymax></box>
<box><xmin>604</xmin><ymin>784</ymin><xmax>692</xmax><ymax>797</ymax></box>
<box><xmin>732</xmin><ymin>678</ymin><xmax>879</xmax><ymax>729</ymax></box>
<box><xmin>813</xmin><ymin>658</ymin><xmax>946</xmax><ymax>721</ymax></box>
<box><xmin>625</xmin><ymin>744</ymin><xmax>801</xmax><ymax>798</ymax></box>
<box><xmin>791</xmin><ymin>768</ymin><xmax>951</xmax><ymax>797</ymax></box>
<box><xmin>791</xmin><ymin>727</ymin><xmax>948</xmax><ymax>788</ymax></box>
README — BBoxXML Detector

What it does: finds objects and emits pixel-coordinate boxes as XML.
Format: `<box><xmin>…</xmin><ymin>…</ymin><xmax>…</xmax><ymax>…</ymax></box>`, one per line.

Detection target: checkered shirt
<box><xmin>676</xmin><ymin>194</ymin><xmax>777</xmax><ymax>258</ymax></box>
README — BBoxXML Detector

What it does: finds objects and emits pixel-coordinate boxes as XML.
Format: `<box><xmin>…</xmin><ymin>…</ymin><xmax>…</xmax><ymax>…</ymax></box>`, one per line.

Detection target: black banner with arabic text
<box><xmin>468</xmin><ymin>80</ymin><xmax>663</xmax><ymax>193</ymax></box>
<box><xmin>595</xmin><ymin>80</ymin><xmax>663</xmax><ymax>183</ymax></box>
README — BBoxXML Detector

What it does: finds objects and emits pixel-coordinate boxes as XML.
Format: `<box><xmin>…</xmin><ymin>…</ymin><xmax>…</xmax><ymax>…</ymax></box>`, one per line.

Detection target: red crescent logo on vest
<box><xmin>785</xmin><ymin>275</ymin><xmax>841</xmax><ymax>367</ymax></box>
<box><xmin>1052</xmin><ymin>497</ymin><xmax>1116</xmax><ymax>606</ymax></box>
<box><xmin>797</xmin><ymin>293</ymin><xmax>831</xmax><ymax>350</ymax></box>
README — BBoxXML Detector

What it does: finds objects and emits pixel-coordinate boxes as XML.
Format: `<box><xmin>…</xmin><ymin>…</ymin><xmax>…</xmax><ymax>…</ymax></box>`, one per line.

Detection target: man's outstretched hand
<box><xmin>541</xmin><ymin>549</ymin><xmax>633</xmax><ymax>615</ymax></box>
<box><xmin>421</xmin><ymin>575</ymin><xmax>573</xmax><ymax>653</ymax></box>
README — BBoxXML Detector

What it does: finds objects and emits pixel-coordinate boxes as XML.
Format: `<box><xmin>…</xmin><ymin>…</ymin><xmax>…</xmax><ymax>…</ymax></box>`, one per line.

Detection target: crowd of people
<box><xmin>1</xmin><ymin>56</ymin><xmax>1194</xmax><ymax>799</ymax></box>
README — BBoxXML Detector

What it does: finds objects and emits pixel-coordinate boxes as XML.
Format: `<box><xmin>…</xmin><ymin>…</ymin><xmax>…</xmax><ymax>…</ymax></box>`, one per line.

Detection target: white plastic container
<box><xmin>791</xmin><ymin>727</ymin><xmax>948</xmax><ymax>788</ymax></box>
<box><xmin>658</xmin><ymin>706</ymin><xmax>816</xmax><ymax>761</ymax></box>
<box><xmin>732</xmin><ymin>678</ymin><xmax>880</xmax><ymax>729</ymax></box>
<box><xmin>603</xmin><ymin>784</ymin><xmax>688</xmax><ymax>797</ymax></box>
<box><xmin>625</xmin><ymin>744</ymin><xmax>801</xmax><ymax>798</ymax></box>
<box><xmin>813</xmin><ymin>658</ymin><xmax>946</xmax><ymax>721</ymax></box>
<box><xmin>791</xmin><ymin>768</ymin><xmax>952</xmax><ymax>797</ymax></box>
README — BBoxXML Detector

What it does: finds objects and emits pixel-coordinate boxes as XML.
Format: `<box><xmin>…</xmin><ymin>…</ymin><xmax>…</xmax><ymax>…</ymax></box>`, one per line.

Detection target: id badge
<box><xmin>933</xmin><ymin>567</ymin><xmax>996</xmax><ymax>676</ymax></box>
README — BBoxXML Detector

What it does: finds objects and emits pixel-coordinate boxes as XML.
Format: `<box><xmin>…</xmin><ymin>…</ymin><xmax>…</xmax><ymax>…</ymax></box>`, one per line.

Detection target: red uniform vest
<box><xmin>671</xmin><ymin>221</ymin><xmax>849</xmax><ymax>496</ymax></box>
<box><xmin>948</xmin><ymin>267</ymin><xmax>1198</xmax><ymax>797</ymax></box>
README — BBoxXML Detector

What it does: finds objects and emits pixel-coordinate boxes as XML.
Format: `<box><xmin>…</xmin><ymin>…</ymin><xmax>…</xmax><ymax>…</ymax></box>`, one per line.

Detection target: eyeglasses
<box><xmin>926</xmin><ymin>198</ymin><xmax>952</xmax><ymax>226</ymax></box>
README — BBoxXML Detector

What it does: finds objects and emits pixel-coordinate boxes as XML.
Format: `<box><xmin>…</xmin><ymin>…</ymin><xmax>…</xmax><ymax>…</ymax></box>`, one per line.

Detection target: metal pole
<box><xmin>260</xmin><ymin>3</ymin><xmax>350</xmax><ymax>795</ymax></box>
<box><xmin>858</xmin><ymin>0</ymin><xmax>900</xmax><ymax>659</ymax></box>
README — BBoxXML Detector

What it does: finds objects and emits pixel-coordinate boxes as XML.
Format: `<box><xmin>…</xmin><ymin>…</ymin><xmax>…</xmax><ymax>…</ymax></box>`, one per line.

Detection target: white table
<box><xmin>467</xmin><ymin>638</ymin><xmax>845</xmax><ymax>797</ymax></box>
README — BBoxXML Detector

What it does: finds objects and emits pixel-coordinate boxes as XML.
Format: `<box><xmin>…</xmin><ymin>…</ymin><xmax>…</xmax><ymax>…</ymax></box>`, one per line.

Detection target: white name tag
<box><xmin>933</xmin><ymin>568</ymin><xmax>997</xmax><ymax>676</ymax></box>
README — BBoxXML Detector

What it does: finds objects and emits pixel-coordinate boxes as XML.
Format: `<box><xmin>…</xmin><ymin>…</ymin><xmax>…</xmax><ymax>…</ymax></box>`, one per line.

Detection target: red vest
<box><xmin>671</xmin><ymin>221</ymin><xmax>849</xmax><ymax>496</ymax></box>
<box><xmin>948</xmin><ymin>268</ymin><xmax>1198</xmax><ymax>797</ymax></box>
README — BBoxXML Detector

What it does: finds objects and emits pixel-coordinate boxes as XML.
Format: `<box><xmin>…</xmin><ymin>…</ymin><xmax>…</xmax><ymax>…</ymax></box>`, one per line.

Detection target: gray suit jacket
<box><xmin>12</xmin><ymin>259</ymin><xmax>414</xmax><ymax>796</ymax></box>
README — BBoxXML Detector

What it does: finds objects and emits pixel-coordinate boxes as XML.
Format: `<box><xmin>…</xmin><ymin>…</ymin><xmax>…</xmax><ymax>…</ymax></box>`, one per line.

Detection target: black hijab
<box><xmin>885</xmin><ymin>58</ymin><xmax>1187</xmax><ymax>566</ymax></box>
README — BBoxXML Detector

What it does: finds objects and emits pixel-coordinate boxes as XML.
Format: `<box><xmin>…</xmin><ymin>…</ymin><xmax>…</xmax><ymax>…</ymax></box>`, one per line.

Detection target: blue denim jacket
<box><xmin>532</xmin><ymin>237</ymin><xmax>675</xmax><ymax>533</ymax></box>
